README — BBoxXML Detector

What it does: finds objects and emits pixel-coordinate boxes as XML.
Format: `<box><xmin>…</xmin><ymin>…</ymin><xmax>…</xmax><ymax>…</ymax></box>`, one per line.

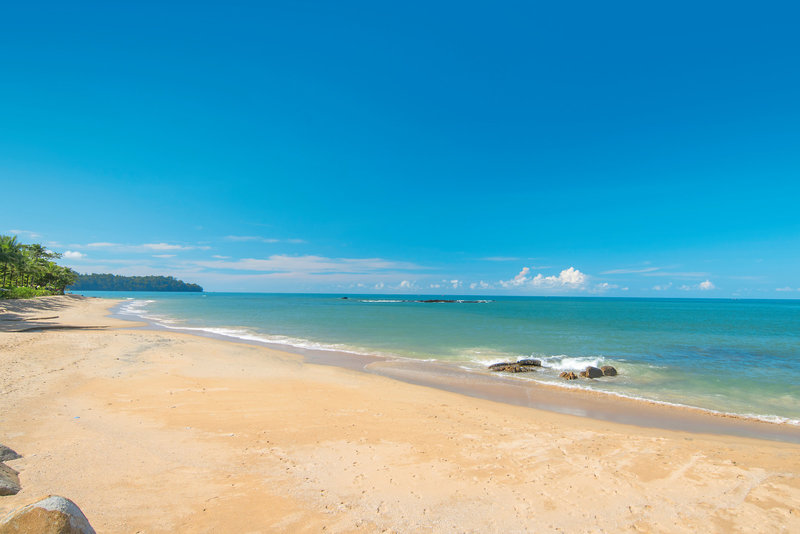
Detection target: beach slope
<box><xmin>1</xmin><ymin>296</ymin><xmax>798</xmax><ymax>532</ymax></box>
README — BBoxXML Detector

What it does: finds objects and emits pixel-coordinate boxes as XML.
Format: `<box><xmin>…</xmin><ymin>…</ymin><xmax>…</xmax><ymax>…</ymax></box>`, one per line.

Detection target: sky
<box><xmin>2</xmin><ymin>1</ymin><xmax>799</xmax><ymax>297</ymax></box>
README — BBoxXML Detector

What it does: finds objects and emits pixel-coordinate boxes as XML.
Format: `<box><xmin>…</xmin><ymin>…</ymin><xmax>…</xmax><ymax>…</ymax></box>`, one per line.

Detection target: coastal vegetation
<box><xmin>0</xmin><ymin>235</ymin><xmax>78</xmax><ymax>298</ymax></box>
<box><xmin>69</xmin><ymin>273</ymin><xmax>203</xmax><ymax>292</ymax></box>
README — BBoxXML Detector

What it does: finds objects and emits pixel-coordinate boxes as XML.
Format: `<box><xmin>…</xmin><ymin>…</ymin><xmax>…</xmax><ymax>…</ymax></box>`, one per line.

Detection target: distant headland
<box><xmin>69</xmin><ymin>273</ymin><xmax>203</xmax><ymax>292</ymax></box>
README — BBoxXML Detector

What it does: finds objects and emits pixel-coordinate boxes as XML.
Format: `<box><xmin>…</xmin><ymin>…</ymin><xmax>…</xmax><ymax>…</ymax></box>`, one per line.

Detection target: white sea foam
<box><xmin>540</xmin><ymin>355</ymin><xmax>605</xmax><ymax>371</ymax></box>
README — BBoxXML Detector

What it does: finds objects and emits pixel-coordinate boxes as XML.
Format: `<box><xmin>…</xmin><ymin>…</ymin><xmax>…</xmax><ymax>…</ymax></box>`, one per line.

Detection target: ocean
<box><xmin>76</xmin><ymin>291</ymin><xmax>800</xmax><ymax>425</ymax></box>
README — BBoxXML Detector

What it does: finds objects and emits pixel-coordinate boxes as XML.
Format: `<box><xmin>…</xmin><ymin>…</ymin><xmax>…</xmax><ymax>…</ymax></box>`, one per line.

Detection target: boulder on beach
<box><xmin>516</xmin><ymin>359</ymin><xmax>542</xmax><ymax>367</ymax></box>
<box><xmin>0</xmin><ymin>464</ymin><xmax>20</xmax><ymax>496</ymax></box>
<box><xmin>488</xmin><ymin>363</ymin><xmax>533</xmax><ymax>373</ymax></box>
<box><xmin>0</xmin><ymin>446</ymin><xmax>21</xmax><ymax>463</ymax></box>
<box><xmin>600</xmin><ymin>365</ymin><xmax>617</xmax><ymax>376</ymax></box>
<box><xmin>579</xmin><ymin>366</ymin><xmax>603</xmax><ymax>379</ymax></box>
<box><xmin>559</xmin><ymin>371</ymin><xmax>578</xmax><ymax>380</ymax></box>
<box><xmin>0</xmin><ymin>495</ymin><xmax>96</xmax><ymax>534</ymax></box>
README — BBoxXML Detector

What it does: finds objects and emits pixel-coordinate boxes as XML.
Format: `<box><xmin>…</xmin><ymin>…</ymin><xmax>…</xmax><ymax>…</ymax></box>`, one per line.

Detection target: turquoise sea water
<box><xmin>77</xmin><ymin>292</ymin><xmax>800</xmax><ymax>424</ymax></box>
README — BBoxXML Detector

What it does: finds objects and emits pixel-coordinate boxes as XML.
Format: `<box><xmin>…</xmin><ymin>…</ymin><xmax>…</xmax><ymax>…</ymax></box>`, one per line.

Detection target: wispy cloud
<box><xmin>224</xmin><ymin>235</ymin><xmax>305</xmax><ymax>244</ymax></box>
<box><xmin>776</xmin><ymin>287</ymin><xmax>798</xmax><ymax>292</ymax></box>
<box><xmin>8</xmin><ymin>229</ymin><xmax>42</xmax><ymax>239</ymax></box>
<box><xmin>642</xmin><ymin>271</ymin><xmax>709</xmax><ymax>278</ymax></box>
<box><xmin>69</xmin><ymin>242</ymin><xmax>210</xmax><ymax>252</ymax></box>
<box><xmin>194</xmin><ymin>255</ymin><xmax>424</xmax><ymax>274</ymax></box>
<box><xmin>481</xmin><ymin>256</ymin><xmax>520</xmax><ymax>262</ymax></box>
<box><xmin>152</xmin><ymin>254</ymin><xmax>176</xmax><ymax>258</ymax></box>
<box><xmin>601</xmin><ymin>266</ymin><xmax>661</xmax><ymax>274</ymax></box>
<box><xmin>652</xmin><ymin>283</ymin><xmax>672</xmax><ymax>291</ymax></box>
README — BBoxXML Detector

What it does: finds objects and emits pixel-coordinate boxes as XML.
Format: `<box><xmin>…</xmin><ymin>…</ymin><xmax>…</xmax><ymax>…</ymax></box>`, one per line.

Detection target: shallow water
<box><xmin>76</xmin><ymin>291</ymin><xmax>800</xmax><ymax>424</ymax></box>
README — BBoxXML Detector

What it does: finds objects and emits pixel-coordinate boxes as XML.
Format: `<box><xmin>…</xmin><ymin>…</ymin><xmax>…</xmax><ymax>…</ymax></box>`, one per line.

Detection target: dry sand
<box><xmin>1</xmin><ymin>295</ymin><xmax>798</xmax><ymax>533</ymax></box>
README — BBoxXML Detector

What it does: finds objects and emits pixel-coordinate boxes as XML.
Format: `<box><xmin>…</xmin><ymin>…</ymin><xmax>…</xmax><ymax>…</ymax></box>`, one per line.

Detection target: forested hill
<box><xmin>69</xmin><ymin>274</ymin><xmax>203</xmax><ymax>292</ymax></box>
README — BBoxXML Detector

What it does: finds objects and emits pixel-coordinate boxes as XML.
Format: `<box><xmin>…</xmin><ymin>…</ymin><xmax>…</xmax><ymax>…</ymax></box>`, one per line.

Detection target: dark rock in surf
<box><xmin>579</xmin><ymin>366</ymin><xmax>603</xmax><ymax>379</ymax></box>
<box><xmin>600</xmin><ymin>365</ymin><xmax>617</xmax><ymax>376</ymax></box>
<box><xmin>559</xmin><ymin>371</ymin><xmax>578</xmax><ymax>380</ymax></box>
<box><xmin>488</xmin><ymin>362</ymin><xmax>516</xmax><ymax>370</ymax></box>
<box><xmin>488</xmin><ymin>363</ymin><xmax>533</xmax><ymax>373</ymax></box>
<box><xmin>517</xmin><ymin>359</ymin><xmax>542</xmax><ymax>367</ymax></box>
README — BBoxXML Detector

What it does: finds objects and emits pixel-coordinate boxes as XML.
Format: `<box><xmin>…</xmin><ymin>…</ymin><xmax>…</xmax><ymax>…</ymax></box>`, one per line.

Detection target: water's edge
<box><xmin>108</xmin><ymin>299</ymin><xmax>800</xmax><ymax>444</ymax></box>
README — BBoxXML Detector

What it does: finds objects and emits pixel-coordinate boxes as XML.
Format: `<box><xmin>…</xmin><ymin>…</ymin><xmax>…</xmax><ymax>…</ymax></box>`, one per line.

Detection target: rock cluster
<box><xmin>488</xmin><ymin>361</ymin><xmax>619</xmax><ymax>381</ymax></box>
<box><xmin>488</xmin><ymin>359</ymin><xmax>542</xmax><ymax>373</ymax></box>
<box><xmin>0</xmin><ymin>495</ymin><xmax>96</xmax><ymax>534</ymax></box>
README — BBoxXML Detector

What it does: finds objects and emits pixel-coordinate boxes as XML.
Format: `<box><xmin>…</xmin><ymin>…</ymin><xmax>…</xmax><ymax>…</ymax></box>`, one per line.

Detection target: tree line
<box><xmin>0</xmin><ymin>235</ymin><xmax>78</xmax><ymax>298</ymax></box>
<box><xmin>69</xmin><ymin>273</ymin><xmax>203</xmax><ymax>292</ymax></box>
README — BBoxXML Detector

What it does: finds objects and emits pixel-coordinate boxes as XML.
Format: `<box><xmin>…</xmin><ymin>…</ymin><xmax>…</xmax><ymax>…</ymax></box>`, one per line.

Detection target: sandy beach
<box><xmin>1</xmin><ymin>296</ymin><xmax>798</xmax><ymax>533</ymax></box>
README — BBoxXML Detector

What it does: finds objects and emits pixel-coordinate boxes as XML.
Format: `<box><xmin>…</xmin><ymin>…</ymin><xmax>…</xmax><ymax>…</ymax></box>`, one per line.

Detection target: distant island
<box><xmin>69</xmin><ymin>273</ymin><xmax>203</xmax><ymax>292</ymax></box>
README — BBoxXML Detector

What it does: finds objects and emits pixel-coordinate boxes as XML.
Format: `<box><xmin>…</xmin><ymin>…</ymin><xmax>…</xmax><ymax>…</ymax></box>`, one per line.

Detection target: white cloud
<box><xmin>776</xmin><ymin>287</ymin><xmax>796</xmax><ymax>292</ymax></box>
<box><xmin>593</xmin><ymin>282</ymin><xmax>618</xmax><ymax>292</ymax></box>
<box><xmin>374</xmin><ymin>282</ymin><xmax>385</xmax><ymax>289</ymax></box>
<box><xmin>212</xmin><ymin>255</ymin><xmax>230</xmax><ymax>259</ymax></box>
<box><xmin>679</xmin><ymin>280</ymin><xmax>716</xmax><ymax>291</ymax></box>
<box><xmin>699</xmin><ymin>280</ymin><xmax>715</xmax><ymax>290</ymax></box>
<box><xmin>152</xmin><ymin>254</ymin><xmax>176</xmax><ymax>258</ymax></box>
<box><xmin>430</xmin><ymin>283</ymin><xmax>441</xmax><ymax>289</ymax></box>
<box><xmin>470</xmin><ymin>281</ymin><xmax>491</xmax><ymax>290</ymax></box>
<box><xmin>652</xmin><ymin>283</ymin><xmax>673</xmax><ymax>291</ymax></box>
<box><xmin>481</xmin><ymin>256</ymin><xmax>521</xmax><ymax>262</ymax></box>
<box><xmin>85</xmin><ymin>242</ymin><xmax>119</xmax><ymax>248</ymax></box>
<box><xmin>500</xmin><ymin>266</ymin><xmax>588</xmax><ymax>290</ymax></box>
<box><xmin>450</xmin><ymin>279</ymin><xmax>461</xmax><ymax>289</ymax></box>
<box><xmin>63</xmin><ymin>250</ymin><xmax>85</xmax><ymax>259</ymax></box>
<box><xmin>399</xmin><ymin>280</ymin><xmax>413</xmax><ymax>289</ymax></box>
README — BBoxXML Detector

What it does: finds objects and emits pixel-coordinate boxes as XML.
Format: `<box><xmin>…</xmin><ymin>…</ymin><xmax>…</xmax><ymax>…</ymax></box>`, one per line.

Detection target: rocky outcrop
<box><xmin>559</xmin><ymin>371</ymin><xmax>578</xmax><ymax>380</ymax></box>
<box><xmin>600</xmin><ymin>365</ymin><xmax>617</xmax><ymax>376</ymax></box>
<box><xmin>516</xmin><ymin>359</ymin><xmax>542</xmax><ymax>367</ymax></box>
<box><xmin>0</xmin><ymin>495</ymin><xmax>96</xmax><ymax>534</ymax></box>
<box><xmin>488</xmin><ymin>363</ymin><xmax>533</xmax><ymax>373</ymax></box>
<box><xmin>0</xmin><ymin>464</ymin><xmax>20</xmax><ymax>496</ymax></box>
<box><xmin>579</xmin><ymin>366</ymin><xmax>604</xmax><ymax>379</ymax></box>
<box><xmin>0</xmin><ymin>446</ymin><xmax>20</xmax><ymax>463</ymax></box>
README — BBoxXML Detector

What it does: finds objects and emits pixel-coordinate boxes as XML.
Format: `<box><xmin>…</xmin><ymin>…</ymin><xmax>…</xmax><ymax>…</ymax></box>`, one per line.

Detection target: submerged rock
<box><xmin>516</xmin><ymin>359</ymin><xmax>542</xmax><ymax>367</ymax></box>
<box><xmin>0</xmin><ymin>495</ymin><xmax>96</xmax><ymax>533</ymax></box>
<box><xmin>0</xmin><ymin>464</ymin><xmax>20</xmax><ymax>496</ymax></box>
<box><xmin>559</xmin><ymin>371</ymin><xmax>578</xmax><ymax>380</ymax></box>
<box><xmin>579</xmin><ymin>366</ymin><xmax>603</xmax><ymax>379</ymax></box>
<box><xmin>0</xmin><ymin>446</ymin><xmax>21</xmax><ymax>463</ymax></box>
<box><xmin>600</xmin><ymin>365</ymin><xmax>617</xmax><ymax>376</ymax></box>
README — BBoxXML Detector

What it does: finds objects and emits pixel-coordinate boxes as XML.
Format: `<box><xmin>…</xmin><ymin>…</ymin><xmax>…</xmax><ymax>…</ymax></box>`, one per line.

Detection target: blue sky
<box><xmin>2</xmin><ymin>1</ymin><xmax>799</xmax><ymax>296</ymax></box>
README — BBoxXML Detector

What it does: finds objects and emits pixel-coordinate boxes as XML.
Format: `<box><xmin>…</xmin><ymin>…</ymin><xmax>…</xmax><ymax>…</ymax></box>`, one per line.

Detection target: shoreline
<box><xmin>109</xmin><ymin>298</ymin><xmax>800</xmax><ymax>443</ymax></box>
<box><xmin>2</xmin><ymin>295</ymin><xmax>799</xmax><ymax>532</ymax></box>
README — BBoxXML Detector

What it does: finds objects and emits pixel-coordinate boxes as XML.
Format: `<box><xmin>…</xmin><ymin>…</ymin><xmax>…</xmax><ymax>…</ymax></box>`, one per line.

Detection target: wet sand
<box><xmin>1</xmin><ymin>295</ymin><xmax>798</xmax><ymax>532</ymax></box>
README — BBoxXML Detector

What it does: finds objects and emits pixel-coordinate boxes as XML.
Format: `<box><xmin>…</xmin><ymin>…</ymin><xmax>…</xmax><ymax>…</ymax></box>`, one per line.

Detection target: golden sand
<box><xmin>1</xmin><ymin>296</ymin><xmax>798</xmax><ymax>532</ymax></box>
